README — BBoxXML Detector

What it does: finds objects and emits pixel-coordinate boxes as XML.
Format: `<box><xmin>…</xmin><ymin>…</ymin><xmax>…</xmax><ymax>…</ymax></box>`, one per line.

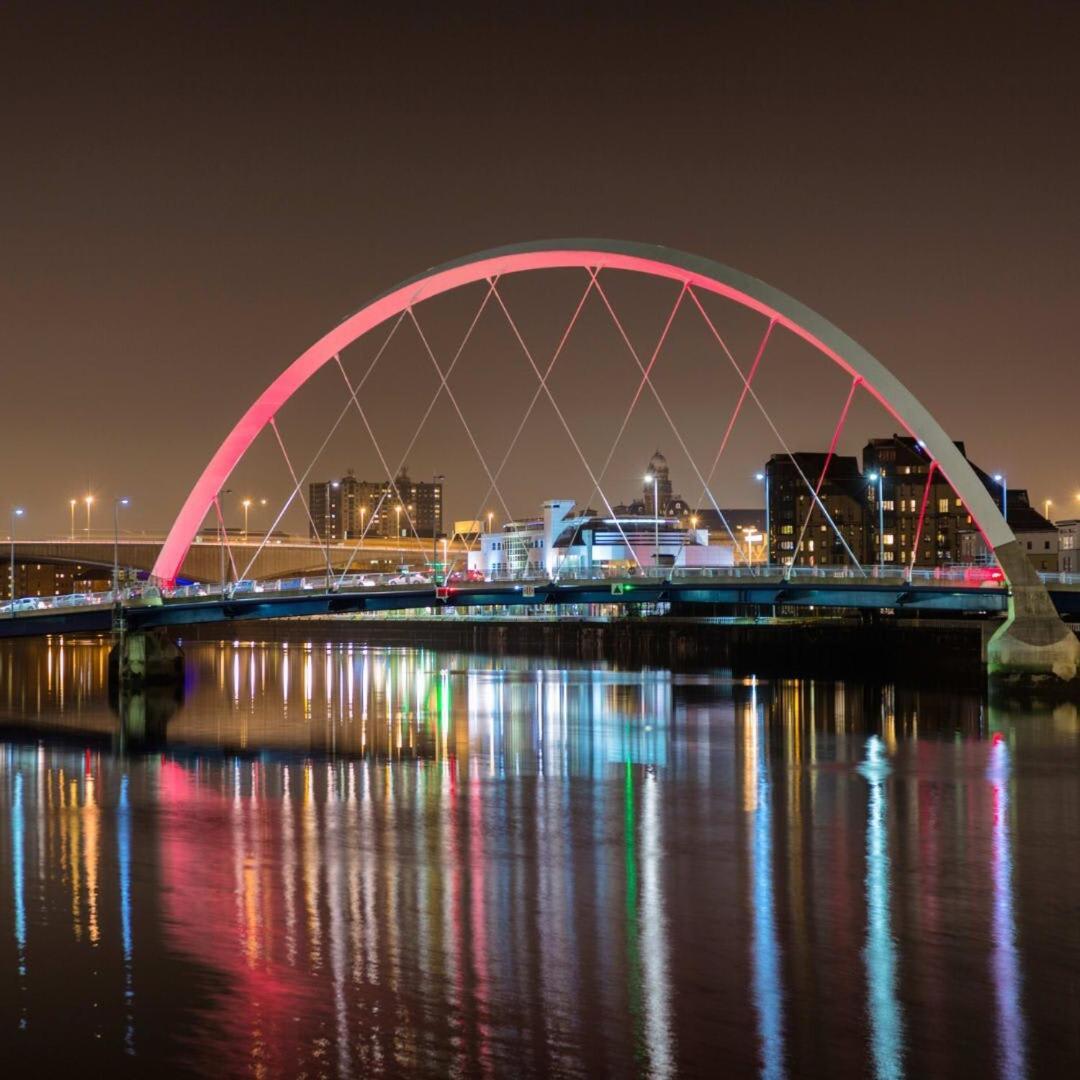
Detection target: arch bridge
<box><xmin>11</xmin><ymin>241</ymin><xmax>1080</xmax><ymax>682</ymax></box>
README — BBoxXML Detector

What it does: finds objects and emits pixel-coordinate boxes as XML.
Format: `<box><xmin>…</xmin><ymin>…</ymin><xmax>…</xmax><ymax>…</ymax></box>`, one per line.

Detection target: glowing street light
<box><xmin>755</xmin><ymin>472</ymin><xmax>769</xmax><ymax>566</ymax></box>
<box><xmin>9</xmin><ymin>507</ymin><xmax>24</xmax><ymax>612</ymax></box>
<box><xmin>242</xmin><ymin>498</ymin><xmax>252</xmax><ymax>538</ymax></box>
<box><xmin>867</xmin><ymin>471</ymin><xmax>884</xmax><ymax>567</ymax></box>
<box><xmin>1044</xmin><ymin>498</ymin><xmax>1053</xmax><ymax>522</ymax></box>
<box><xmin>84</xmin><ymin>494</ymin><xmax>94</xmax><ymax>536</ymax></box>
<box><xmin>993</xmin><ymin>475</ymin><xmax>1007</xmax><ymax>522</ymax></box>
<box><xmin>113</xmin><ymin>497</ymin><xmax>129</xmax><ymax>597</ymax></box>
<box><xmin>69</xmin><ymin>498</ymin><xmax>77</xmax><ymax>541</ymax></box>
<box><xmin>645</xmin><ymin>473</ymin><xmax>659</xmax><ymax>573</ymax></box>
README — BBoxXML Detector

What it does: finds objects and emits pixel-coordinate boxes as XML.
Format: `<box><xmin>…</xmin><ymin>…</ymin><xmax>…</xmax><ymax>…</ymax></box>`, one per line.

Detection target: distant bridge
<box><xmin>9</xmin><ymin>535</ymin><xmax>464</xmax><ymax>583</ymax></box>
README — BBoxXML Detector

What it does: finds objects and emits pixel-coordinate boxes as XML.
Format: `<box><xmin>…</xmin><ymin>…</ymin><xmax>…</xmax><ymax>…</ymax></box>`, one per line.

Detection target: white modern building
<box><xmin>1058</xmin><ymin>519</ymin><xmax>1080</xmax><ymax>574</ymax></box>
<box><xmin>469</xmin><ymin>499</ymin><xmax>734</xmax><ymax>578</ymax></box>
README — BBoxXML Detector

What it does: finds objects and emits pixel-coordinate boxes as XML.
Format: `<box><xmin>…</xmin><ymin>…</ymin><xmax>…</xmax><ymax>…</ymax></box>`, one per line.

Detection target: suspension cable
<box><xmin>488</xmin><ymin>276</ymin><xmax>647</xmax><ymax>574</ymax></box>
<box><xmin>406</xmin><ymin>308</ymin><xmax>515</xmax><ymax>526</ymax></box>
<box><xmin>237</xmin><ymin>309</ymin><xmax>410</xmax><ymax>581</ymax></box>
<box><xmin>333</xmin><ymin>281</ymin><xmax>499</xmax><ymax>583</ymax></box>
<box><xmin>549</xmin><ymin>277</ymin><xmax>690</xmax><ymax>580</ymax></box>
<box><xmin>269</xmin><ymin>417</ymin><xmax>334</xmax><ymax>579</ymax></box>
<box><xmin>461</xmin><ymin>270</ymin><xmax>599</xmax><ymax>572</ymax></box>
<box><xmin>592</xmin><ymin>276</ymin><xmax>749</xmax><ymax>567</ymax></box>
<box><xmin>788</xmin><ymin>375</ymin><xmax>862</xmax><ymax>577</ymax></box>
<box><xmin>687</xmin><ymin>287</ymin><xmax>865</xmax><ymax>574</ymax></box>
<box><xmin>908</xmin><ymin>461</ymin><xmax>938</xmax><ymax>581</ymax></box>
<box><xmin>212</xmin><ymin>496</ymin><xmax>239</xmax><ymax>584</ymax></box>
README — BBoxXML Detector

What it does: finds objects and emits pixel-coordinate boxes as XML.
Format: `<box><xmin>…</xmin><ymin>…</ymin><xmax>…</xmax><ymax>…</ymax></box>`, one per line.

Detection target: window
<box><xmin>1026</xmin><ymin>541</ymin><xmax>1032</xmax><ymax>550</ymax></box>
<box><xmin>882</xmin><ymin>500</ymin><xmax>895</xmax><ymax>511</ymax></box>
<box><xmin>883</xmin><ymin>534</ymin><xmax>895</xmax><ymax>546</ymax></box>
<box><xmin>781</xmin><ymin>524</ymin><xmax>794</xmax><ymax>535</ymax></box>
<box><xmin>938</xmin><ymin>498</ymin><xmax>949</xmax><ymax>513</ymax></box>
<box><xmin>1045</xmin><ymin>541</ymin><xmax>1051</xmax><ymax>550</ymax></box>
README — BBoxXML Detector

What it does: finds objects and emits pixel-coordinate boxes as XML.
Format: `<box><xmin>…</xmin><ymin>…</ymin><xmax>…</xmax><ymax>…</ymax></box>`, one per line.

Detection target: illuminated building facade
<box><xmin>309</xmin><ymin>468</ymin><xmax>443</xmax><ymax>541</ymax></box>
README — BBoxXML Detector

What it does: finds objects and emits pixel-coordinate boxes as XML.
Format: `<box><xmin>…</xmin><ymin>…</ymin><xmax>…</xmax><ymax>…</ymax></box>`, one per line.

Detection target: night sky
<box><xmin>2</xmin><ymin>3</ymin><xmax>1078</xmax><ymax>537</ymax></box>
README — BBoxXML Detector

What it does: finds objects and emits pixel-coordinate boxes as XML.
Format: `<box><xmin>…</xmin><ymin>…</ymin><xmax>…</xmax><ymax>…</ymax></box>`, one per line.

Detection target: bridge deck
<box><xmin>0</xmin><ymin>568</ymin><xmax>1035</xmax><ymax>639</ymax></box>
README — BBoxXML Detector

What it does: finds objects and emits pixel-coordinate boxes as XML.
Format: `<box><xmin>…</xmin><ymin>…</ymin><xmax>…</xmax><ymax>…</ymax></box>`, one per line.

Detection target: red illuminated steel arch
<box><xmin>156</xmin><ymin>238</ymin><xmax>1017</xmax><ymax>583</ymax></box>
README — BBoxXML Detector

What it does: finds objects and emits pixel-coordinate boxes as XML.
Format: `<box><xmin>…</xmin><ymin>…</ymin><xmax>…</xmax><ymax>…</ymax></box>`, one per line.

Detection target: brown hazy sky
<box><xmin>2</xmin><ymin>2</ymin><xmax>1078</xmax><ymax>536</ymax></box>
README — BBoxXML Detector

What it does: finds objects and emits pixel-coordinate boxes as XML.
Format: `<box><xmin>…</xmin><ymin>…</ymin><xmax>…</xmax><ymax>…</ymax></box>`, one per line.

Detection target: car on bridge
<box><xmin>387</xmin><ymin>572</ymin><xmax>429</xmax><ymax>585</ymax></box>
<box><xmin>1</xmin><ymin>597</ymin><xmax>46</xmax><ymax>613</ymax></box>
<box><xmin>226</xmin><ymin>580</ymin><xmax>264</xmax><ymax>597</ymax></box>
<box><xmin>447</xmin><ymin>569</ymin><xmax>484</xmax><ymax>583</ymax></box>
<box><xmin>53</xmin><ymin>592</ymin><xmax>96</xmax><ymax>608</ymax></box>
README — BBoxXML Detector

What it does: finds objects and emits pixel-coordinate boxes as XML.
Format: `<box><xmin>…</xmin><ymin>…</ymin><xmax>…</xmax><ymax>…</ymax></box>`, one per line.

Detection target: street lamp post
<box><xmin>993</xmin><ymin>474</ymin><xmax>1007</xmax><ymax>522</ymax></box>
<box><xmin>867</xmin><ymin>471</ymin><xmax>885</xmax><ymax>567</ymax></box>
<box><xmin>113</xmin><ymin>497</ymin><xmax>129</xmax><ymax>598</ymax></box>
<box><xmin>69</xmin><ymin>499</ymin><xmax>76</xmax><ymax>541</ymax></box>
<box><xmin>755</xmin><ymin>473</ymin><xmax>770</xmax><ymax>567</ymax></box>
<box><xmin>433</xmin><ymin>474</ymin><xmax>445</xmax><ymax>584</ymax></box>
<box><xmin>85</xmin><ymin>494</ymin><xmax>94</xmax><ymax>536</ymax></box>
<box><xmin>395</xmin><ymin>504</ymin><xmax>402</xmax><ymax>565</ymax></box>
<box><xmin>1044</xmin><ymin>498</ymin><xmax>1053</xmax><ymax>523</ymax></box>
<box><xmin>645</xmin><ymin>472</ymin><xmax>659</xmax><ymax>576</ymax></box>
<box><xmin>9</xmin><ymin>508</ymin><xmax>24</xmax><ymax>612</ymax></box>
<box><xmin>242</xmin><ymin>498</ymin><xmax>252</xmax><ymax>539</ymax></box>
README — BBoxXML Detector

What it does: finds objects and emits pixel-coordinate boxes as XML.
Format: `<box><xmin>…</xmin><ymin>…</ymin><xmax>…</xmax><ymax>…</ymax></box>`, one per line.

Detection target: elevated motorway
<box><xmin>10</xmin><ymin>535</ymin><xmax>464</xmax><ymax>582</ymax></box>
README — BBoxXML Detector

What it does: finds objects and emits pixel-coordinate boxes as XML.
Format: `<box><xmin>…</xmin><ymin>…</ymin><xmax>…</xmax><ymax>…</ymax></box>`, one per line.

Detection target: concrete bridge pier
<box><xmin>109</xmin><ymin>626</ymin><xmax>184</xmax><ymax>693</ymax></box>
<box><xmin>988</xmin><ymin>541</ymin><xmax>1080</xmax><ymax>686</ymax></box>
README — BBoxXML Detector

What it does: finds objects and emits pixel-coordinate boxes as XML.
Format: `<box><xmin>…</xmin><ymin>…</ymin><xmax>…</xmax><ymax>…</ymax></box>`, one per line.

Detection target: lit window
<box><xmin>938</xmin><ymin>498</ymin><xmax>949</xmax><ymax>513</ymax></box>
<box><xmin>883</xmin><ymin>534</ymin><xmax>895</xmax><ymax>545</ymax></box>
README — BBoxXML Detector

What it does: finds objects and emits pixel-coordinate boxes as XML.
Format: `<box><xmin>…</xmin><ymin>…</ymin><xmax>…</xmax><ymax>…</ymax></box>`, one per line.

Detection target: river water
<box><xmin>0</xmin><ymin>634</ymin><xmax>1078</xmax><ymax>1078</ymax></box>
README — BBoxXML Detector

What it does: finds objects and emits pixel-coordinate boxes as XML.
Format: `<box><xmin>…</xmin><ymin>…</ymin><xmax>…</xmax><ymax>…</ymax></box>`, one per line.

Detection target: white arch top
<box><xmin>153</xmin><ymin>239</ymin><xmax>1015</xmax><ymax>583</ymax></box>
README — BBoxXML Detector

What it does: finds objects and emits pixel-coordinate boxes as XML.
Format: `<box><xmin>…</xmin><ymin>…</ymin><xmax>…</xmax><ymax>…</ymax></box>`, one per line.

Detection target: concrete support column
<box><xmin>109</xmin><ymin>627</ymin><xmax>184</xmax><ymax>691</ymax></box>
<box><xmin>988</xmin><ymin>540</ymin><xmax>1080</xmax><ymax>684</ymax></box>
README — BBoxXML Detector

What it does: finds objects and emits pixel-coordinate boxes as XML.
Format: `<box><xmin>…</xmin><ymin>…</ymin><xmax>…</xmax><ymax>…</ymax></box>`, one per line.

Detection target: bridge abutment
<box><xmin>988</xmin><ymin>541</ymin><xmax>1080</xmax><ymax>685</ymax></box>
<box><xmin>109</xmin><ymin>627</ymin><xmax>185</xmax><ymax>692</ymax></box>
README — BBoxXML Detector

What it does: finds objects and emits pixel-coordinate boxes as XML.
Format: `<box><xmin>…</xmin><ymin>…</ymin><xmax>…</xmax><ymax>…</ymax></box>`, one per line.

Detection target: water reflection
<box><xmin>859</xmin><ymin>735</ymin><xmax>904</xmax><ymax>1080</ymax></box>
<box><xmin>988</xmin><ymin>734</ymin><xmax>1026</xmax><ymax>1079</ymax></box>
<box><xmin>0</xmin><ymin>638</ymin><xmax>1074</xmax><ymax>1076</ymax></box>
<box><xmin>745</xmin><ymin>681</ymin><xmax>785</xmax><ymax>1079</ymax></box>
